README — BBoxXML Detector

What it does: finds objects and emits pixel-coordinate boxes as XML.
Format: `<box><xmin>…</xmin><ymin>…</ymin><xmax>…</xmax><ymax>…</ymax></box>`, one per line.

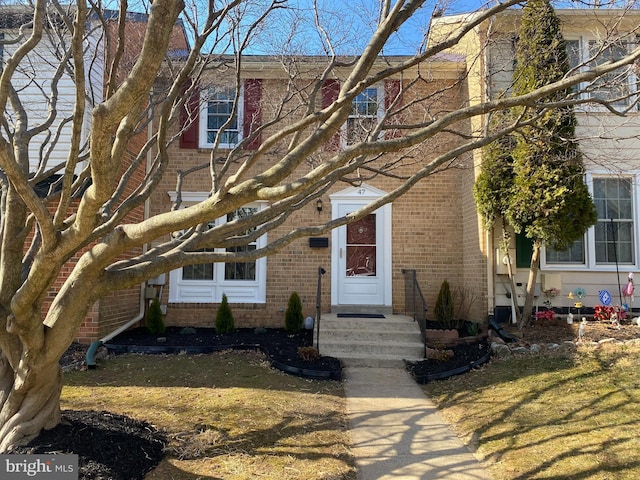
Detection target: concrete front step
<box><xmin>317</xmin><ymin>313</ymin><xmax>425</xmax><ymax>367</ymax></box>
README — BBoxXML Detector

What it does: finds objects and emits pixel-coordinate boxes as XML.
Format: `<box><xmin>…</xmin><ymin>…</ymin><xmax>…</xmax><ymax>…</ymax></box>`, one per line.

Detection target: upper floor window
<box><xmin>180</xmin><ymin>79</ymin><xmax>262</xmax><ymax>150</ymax></box>
<box><xmin>202</xmin><ymin>88</ymin><xmax>239</xmax><ymax>147</ymax></box>
<box><xmin>345</xmin><ymin>87</ymin><xmax>382</xmax><ymax>145</ymax></box>
<box><xmin>565</xmin><ymin>37</ymin><xmax>637</xmax><ymax>108</ymax></box>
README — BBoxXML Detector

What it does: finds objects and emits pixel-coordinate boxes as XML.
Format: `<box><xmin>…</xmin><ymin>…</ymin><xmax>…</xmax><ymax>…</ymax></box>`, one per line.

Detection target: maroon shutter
<box><xmin>384</xmin><ymin>79</ymin><xmax>402</xmax><ymax>139</ymax></box>
<box><xmin>243</xmin><ymin>79</ymin><xmax>262</xmax><ymax>150</ymax></box>
<box><xmin>322</xmin><ymin>79</ymin><xmax>340</xmax><ymax>151</ymax></box>
<box><xmin>180</xmin><ymin>82</ymin><xmax>200</xmax><ymax>149</ymax></box>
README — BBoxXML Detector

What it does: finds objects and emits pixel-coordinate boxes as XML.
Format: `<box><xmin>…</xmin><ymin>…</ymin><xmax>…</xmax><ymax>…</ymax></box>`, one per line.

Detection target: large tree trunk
<box><xmin>0</xmin><ymin>350</ymin><xmax>63</xmax><ymax>451</ymax></box>
<box><xmin>519</xmin><ymin>241</ymin><xmax>541</xmax><ymax>328</ymax></box>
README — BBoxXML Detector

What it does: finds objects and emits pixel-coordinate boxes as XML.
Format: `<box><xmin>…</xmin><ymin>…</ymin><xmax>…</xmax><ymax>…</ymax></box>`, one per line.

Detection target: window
<box><xmin>200</xmin><ymin>87</ymin><xmax>240</xmax><ymax>148</ymax></box>
<box><xmin>344</xmin><ymin>86</ymin><xmax>383</xmax><ymax>146</ymax></box>
<box><xmin>543</xmin><ymin>175</ymin><xmax>636</xmax><ymax>269</ymax></box>
<box><xmin>564</xmin><ymin>37</ymin><xmax>637</xmax><ymax>107</ymax></box>
<box><xmin>168</xmin><ymin>194</ymin><xmax>267</xmax><ymax>303</ymax></box>
<box><xmin>594</xmin><ymin>177</ymin><xmax>634</xmax><ymax>264</ymax></box>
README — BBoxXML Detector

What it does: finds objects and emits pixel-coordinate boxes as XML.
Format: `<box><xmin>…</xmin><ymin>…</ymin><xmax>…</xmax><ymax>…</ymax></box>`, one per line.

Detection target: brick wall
<box><xmin>151</xmin><ymin>70</ymin><xmax>487</xmax><ymax>328</ymax></box>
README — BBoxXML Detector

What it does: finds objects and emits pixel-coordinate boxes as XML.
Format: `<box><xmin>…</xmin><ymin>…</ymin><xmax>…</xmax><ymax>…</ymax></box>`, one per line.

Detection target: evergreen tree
<box><xmin>508</xmin><ymin>0</ymin><xmax>596</xmax><ymax>326</ymax></box>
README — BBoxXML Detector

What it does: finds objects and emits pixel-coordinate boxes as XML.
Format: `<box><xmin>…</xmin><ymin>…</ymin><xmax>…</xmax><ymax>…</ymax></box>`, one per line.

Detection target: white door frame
<box><xmin>329</xmin><ymin>184</ymin><xmax>392</xmax><ymax>307</ymax></box>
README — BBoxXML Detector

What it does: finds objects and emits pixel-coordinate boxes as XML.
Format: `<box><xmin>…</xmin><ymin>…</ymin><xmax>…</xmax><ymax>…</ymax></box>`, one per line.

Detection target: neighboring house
<box><xmin>431</xmin><ymin>8</ymin><xmax>640</xmax><ymax>321</ymax></box>
<box><xmin>0</xmin><ymin>8</ymin><xmax>189</xmax><ymax>343</ymax></box>
<box><xmin>150</xmin><ymin>55</ymin><xmax>487</xmax><ymax>328</ymax></box>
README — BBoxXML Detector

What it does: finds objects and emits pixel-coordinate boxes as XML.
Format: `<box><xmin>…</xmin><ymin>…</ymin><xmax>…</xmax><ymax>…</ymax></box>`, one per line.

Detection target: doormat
<box><xmin>336</xmin><ymin>313</ymin><xmax>385</xmax><ymax>318</ymax></box>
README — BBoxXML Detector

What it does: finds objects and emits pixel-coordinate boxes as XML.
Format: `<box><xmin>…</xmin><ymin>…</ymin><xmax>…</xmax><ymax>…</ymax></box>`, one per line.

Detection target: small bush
<box><xmin>298</xmin><ymin>346</ymin><xmax>320</xmax><ymax>361</ymax></box>
<box><xmin>285</xmin><ymin>292</ymin><xmax>303</xmax><ymax>331</ymax></box>
<box><xmin>434</xmin><ymin>280</ymin><xmax>455</xmax><ymax>329</ymax></box>
<box><xmin>145</xmin><ymin>298</ymin><xmax>165</xmax><ymax>335</ymax></box>
<box><xmin>215</xmin><ymin>294</ymin><xmax>235</xmax><ymax>333</ymax></box>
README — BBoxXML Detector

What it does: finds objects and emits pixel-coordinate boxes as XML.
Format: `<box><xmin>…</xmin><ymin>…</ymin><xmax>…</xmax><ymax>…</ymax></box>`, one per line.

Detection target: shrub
<box><xmin>215</xmin><ymin>294</ymin><xmax>235</xmax><ymax>333</ymax></box>
<box><xmin>434</xmin><ymin>280</ymin><xmax>455</xmax><ymax>329</ymax></box>
<box><xmin>297</xmin><ymin>346</ymin><xmax>320</xmax><ymax>361</ymax></box>
<box><xmin>145</xmin><ymin>298</ymin><xmax>165</xmax><ymax>335</ymax></box>
<box><xmin>285</xmin><ymin>292</ymin><xmax>303</xmax><ymax>331</ymax></box>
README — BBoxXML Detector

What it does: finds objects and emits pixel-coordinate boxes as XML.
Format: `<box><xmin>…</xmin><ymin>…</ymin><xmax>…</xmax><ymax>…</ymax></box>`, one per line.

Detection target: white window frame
<box><xmin>565</xmin><ymin>35</ymin><xmax>638</xmax><ymax>109</ymax></box>
<box><xmin>542</xmin><ymin>172</ymin><xmax>640</xmax><ymax>271</ymax></box>
<box><xmin>342</xmin><ymin>84</ymin><xmax>385</xmax><ymax>148</ymax></box>
<box><xmin>168</xmin><ymin>192</ymin><xmax>267</xmax><ymax>303</ymax></box>
<box><xmin>198</xmin><ymin>84</ymin><xmax>244</xmax><ymax>149</ymax></box>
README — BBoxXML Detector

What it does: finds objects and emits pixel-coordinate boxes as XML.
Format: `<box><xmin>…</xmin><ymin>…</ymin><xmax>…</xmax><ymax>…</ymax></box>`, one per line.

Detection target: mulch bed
<box><xmin>10</xmin><ymin>410</ymin><xmax>165</xmax><ymax>480</ymax></box>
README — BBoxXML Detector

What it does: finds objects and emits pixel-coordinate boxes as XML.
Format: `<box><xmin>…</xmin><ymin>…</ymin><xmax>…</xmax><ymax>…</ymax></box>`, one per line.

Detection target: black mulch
<box><xmin>405</xmin><ymin>338</ymin><xmax>491</xmax><ymax>383</ymax></box>
<box><xmin>9</xmin><ymin>410</ymin><xmax>165</xmax><ymax>480</ymax></box>
<box><xmin>15</xmin><ymin>326</ymin><xmax>341</xmax><ymax>480</ymax></box>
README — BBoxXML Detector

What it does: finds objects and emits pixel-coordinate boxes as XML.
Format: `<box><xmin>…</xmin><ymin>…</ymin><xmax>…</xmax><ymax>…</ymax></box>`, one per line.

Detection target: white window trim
<box><xmin>341</xmin><ymin>84</ymin><xmax>385</xmax><ymax>148</ymax></box>
<box><xmin>541</xmin><ymin>171</ymin><xmax>640</xmax><ymax>272</ymax></box>
<box><xmin>167</xmin><ymin>192</ymin><xmax>267</xmax><ymax>303</ymax></box>
<box><xmin>565</xmin><ymin>35</ymin><xmax>638</xmax><ymax>111</ymax></box>
<box><xmin>198</xmin><ymin>84</ymin><xmax>244</xmax><ymax>149</ymax></box>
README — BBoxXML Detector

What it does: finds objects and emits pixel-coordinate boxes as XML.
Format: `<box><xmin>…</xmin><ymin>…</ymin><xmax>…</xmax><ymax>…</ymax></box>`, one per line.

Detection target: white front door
<box><xmin>330</xmin><ymin>185</ymin><xmax>392</xmax><ymax>307</ymax></box>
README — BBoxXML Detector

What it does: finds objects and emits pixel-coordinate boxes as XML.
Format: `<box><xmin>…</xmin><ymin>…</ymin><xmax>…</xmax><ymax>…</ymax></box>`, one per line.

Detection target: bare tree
<box><xmin>0</xmin><ymin>0</ymin><xmax>639</xmax><ymax>450</ymax></box>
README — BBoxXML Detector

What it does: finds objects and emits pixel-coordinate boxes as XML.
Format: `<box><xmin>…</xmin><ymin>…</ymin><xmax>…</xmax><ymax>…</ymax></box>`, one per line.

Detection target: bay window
<box><xmin>168</xmin><ymin>195</ymin><xmax>267</xmax><ymax>303</ymax></box>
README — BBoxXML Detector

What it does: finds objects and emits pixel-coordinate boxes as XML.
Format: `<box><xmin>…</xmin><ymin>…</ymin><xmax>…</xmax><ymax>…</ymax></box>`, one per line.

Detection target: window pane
<box><xmin>546</xmin><ymin>238</ymin><xmax>585</xmax><ymax>264</ymax></box>
<box><xmin>224</xmin><ymin>207</ymin><xmax>259</xmax><ymax>280</ymax></box>
<box><xmin>225</xmin><ymin>245</ymin><xmax>257</xmax><ymax>280</ymax></box>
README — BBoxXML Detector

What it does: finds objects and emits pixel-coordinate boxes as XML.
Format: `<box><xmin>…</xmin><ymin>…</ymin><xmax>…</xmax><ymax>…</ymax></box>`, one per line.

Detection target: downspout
<box><xmin>86</xmin><ymin>284</ymin><xmax>146</xmax><ymax>369</ymax></box>
<box><xmin>87</xmin><ymin>90</ymin><xmax>155</xmax><ymax>369</ymax></box>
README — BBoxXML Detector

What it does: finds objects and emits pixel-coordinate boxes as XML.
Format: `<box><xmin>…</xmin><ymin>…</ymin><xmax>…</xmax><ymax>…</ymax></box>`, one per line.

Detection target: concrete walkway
<box><xmin>344</xmin><ymin>366</ymin><xmax>492</xmax><ymax>480</ymax></box>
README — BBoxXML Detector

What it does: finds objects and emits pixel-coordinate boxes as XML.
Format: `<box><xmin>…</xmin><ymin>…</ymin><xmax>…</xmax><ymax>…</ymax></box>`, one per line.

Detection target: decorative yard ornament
<box><xmin>622</xmin><ymin>272</ymin><xmax>635</xmax><ymax>305</ymax></box>
<box><xmin>599</xmin><ymin>290</ymin><xmax>612</xmax><ymax>306</ymax></box>
<box><xmin>578</xmin><ymin>317</ymin><xmax>587</xmax><ymax>340</ymax></box>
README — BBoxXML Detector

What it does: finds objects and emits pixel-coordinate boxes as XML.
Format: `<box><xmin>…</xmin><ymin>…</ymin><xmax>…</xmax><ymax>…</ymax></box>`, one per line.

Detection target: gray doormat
<box><xmin>336</xmin><ymin>313</ymin><xmax>385</xmax><ymax>318</ymax></box>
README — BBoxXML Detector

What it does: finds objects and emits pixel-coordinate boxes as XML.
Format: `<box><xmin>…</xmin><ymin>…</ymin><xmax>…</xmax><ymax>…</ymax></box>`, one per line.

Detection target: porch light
<box><xmin>316</xmin><ymin>198</ymin><xmax>323</xmax><ymax>213</ymax></box>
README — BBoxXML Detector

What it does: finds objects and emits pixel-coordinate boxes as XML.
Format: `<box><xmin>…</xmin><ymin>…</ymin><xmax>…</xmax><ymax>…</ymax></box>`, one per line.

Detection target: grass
<box><xmin>62</xmin><ymin>350</ymin><xmax>356</xmax><ymax>480</ymax></box>
<box><xmin>422</xmin><ymin>343</ymin><xmax>640</xmax><ymax>480</ymax></box>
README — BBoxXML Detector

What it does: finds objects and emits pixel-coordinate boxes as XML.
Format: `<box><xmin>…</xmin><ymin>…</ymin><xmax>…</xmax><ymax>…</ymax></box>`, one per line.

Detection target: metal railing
<box><xmin>402</xmin><ymin>269</ymin><xmax>428</xmax><ymax>357</ymax></box>
<box><xmin>315</xmin><ymin>266</ymin><xmax>326</xmax><ymax>350</ymax></box>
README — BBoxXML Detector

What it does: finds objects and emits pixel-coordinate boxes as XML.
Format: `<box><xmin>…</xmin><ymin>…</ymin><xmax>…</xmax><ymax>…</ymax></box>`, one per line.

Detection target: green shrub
<box><xmin>215</xmin><ymin>294</ymin><xmax>235</xmax><ymax>333</ymax></box>
<box><xmin>434</xmin><ymin>280</ymin><xmax>455</xmax><ymax>329</ymax></box>
<box><xmin>145</xmin><ymin>298</ymin><xmax>165</xmax><ymax>335</ymax></box>
<box><xmin>285</xmin><ymin>292</ymin><xmax>303</xmax><ymax>331</ymax></box>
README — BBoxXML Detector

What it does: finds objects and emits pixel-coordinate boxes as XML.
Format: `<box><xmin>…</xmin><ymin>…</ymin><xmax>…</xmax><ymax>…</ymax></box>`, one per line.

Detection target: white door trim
<box><xmin>329</xmin><ymin>184</ymin><xmax>392</xmax><ymax>307</ymax></box>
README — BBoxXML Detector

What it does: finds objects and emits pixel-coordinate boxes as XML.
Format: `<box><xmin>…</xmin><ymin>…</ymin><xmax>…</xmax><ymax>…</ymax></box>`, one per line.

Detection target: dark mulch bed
<box><xmin>405</xmin><ymin>338</ymin><xmax>491</xmax><ymax>383</ymax></box>
<box><xmin>104</xmin><ymin>326</ymin><xmax>342</xmax><ymax>374</ymax></box>
<box><xmin>10</xmin><ymin>410</ymin><xmax>166</xmax><ymax>480</ymax></box>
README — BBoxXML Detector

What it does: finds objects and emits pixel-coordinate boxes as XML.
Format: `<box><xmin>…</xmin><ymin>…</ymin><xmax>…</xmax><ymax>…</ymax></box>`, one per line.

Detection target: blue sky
<box><xmin>246</xmin><ymin>0</ymin><xmax>491</xmax><ymax>55</ymax></box>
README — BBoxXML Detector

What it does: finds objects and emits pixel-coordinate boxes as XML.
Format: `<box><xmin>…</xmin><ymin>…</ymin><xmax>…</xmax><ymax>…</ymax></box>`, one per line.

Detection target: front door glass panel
<box><xmin>346</xmin><ymin>214</ymin><xmax>376</xmax><ymax>276</ymax></box>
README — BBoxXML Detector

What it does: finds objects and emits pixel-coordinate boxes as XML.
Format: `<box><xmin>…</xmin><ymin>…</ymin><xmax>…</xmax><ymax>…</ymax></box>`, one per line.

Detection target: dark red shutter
<box><xmin>243</xmin><ymin>79</ymin><xmax>262</xmax><ymax>150</ymax></box>
<box><xmin>180</xmin><ymin>81</ymin><xmax>200</xmax><ymax>149</ymax></box>
<box><xmin>384</xmin><ymin>79</ymin><xmax>402</xmax><ymax>139</ymax></box>
<box><xmin>322</xmin><ymin>79</ymin><xmax>340</xmax><ymax>151</ymax></box>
